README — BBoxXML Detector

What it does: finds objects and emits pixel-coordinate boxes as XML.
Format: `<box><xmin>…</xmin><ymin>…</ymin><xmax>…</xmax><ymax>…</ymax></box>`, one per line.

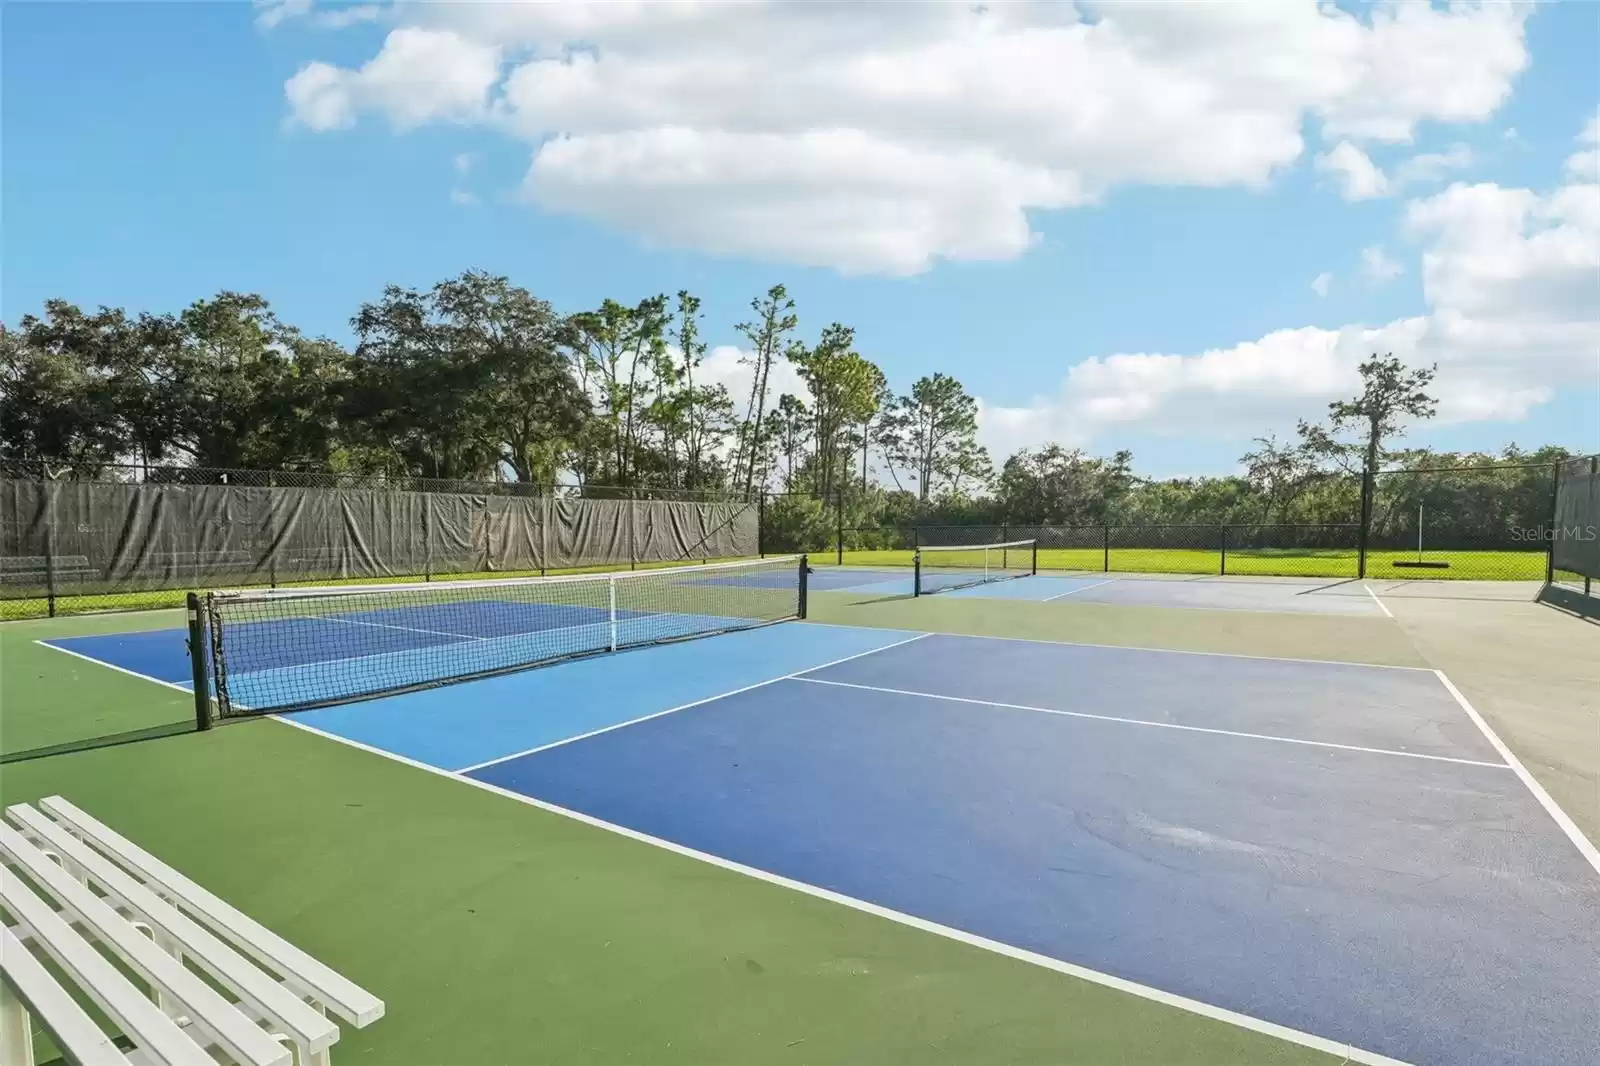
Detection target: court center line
<box><xmin>1363</xmin><ymin>585</ymin><xmax>1396</xmax><ymax>618</ymax></box>
<box><xmin>31</xmin><ymin>640</ymin><xmax>194</xmax><ymax>696</ymax></box>
<box><xmin>451</xmin><ymin>632</ymin><xmax>933</xmax><ymax>774</ymax></box>
<box><xmin>1434</xmin><ymin>670</ymin><xmax>1600</xmax><ymax>877</ymax></box>
<box><xmin>1041</xmin><ymin>577</ymin><xmax>1118</xmax><ymax>601</ymax></box>
<box><xmin>790</xmin><ymin>676</ymin><xmax>1512</xmax><ymax>770</ymax></box>
<box><xmin>270</xmin><ymin>715</ymin><xmax>1412</xmax><ymax>1066</ymax></box>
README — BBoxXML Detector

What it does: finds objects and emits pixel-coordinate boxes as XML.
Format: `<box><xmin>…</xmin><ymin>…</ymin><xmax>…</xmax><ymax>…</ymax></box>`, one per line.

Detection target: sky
<box><xmin>4</xmin><ymin>0</ymin><xmax>1597</xmax><ymax>479</ymax></box>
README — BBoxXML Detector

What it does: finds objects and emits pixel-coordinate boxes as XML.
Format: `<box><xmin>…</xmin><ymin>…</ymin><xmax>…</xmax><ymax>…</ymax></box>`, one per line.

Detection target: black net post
<box><xmin>1030</xmin><ymin>541</ymin><xmax>1038</xmax><ymax>576</ymax></box>
<box><xmin>913</xmin><ymin>551</ymin><xmax>922</xmax><ymax>597</ymax></box>
<box><xmin>1220</xmin><ymin>525</ymin><xmax>1229</xmax><ymax>576</ymax></box>
<box><xmin>186</xmin><ymin>593</ymin><xmax>212</xmax><ymax>731</ymax></box>
<box><xmin>1102</xmin><ymin>525</ymin><xmax>1110</xmax><ymax>573</ymax></box>
<box><xmin>798</xmin><ymin>554</ymin><xmax>809</xmax><ymax>618</ymax></box>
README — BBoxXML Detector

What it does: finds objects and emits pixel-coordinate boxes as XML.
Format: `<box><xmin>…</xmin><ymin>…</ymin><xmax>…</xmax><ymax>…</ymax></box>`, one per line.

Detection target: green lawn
<box><xmin>828</xmin><ymin>546</ymin><xmax>1547</xmax><ymax>581</ymax></box>
<box><xmin>0</xmin><ymin>610</ymin><xmax>1358</xmax><ymax>1064</ymax></box>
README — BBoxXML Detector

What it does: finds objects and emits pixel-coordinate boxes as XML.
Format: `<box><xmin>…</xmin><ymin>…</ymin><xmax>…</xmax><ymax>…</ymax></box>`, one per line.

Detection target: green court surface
<box><xmin>0</xmin><ymin>613</ymin><xmax>1358</xmax><ymax>1065</ymax></box>
<box><xmin>829</xmin><ymin>547</ymin><xmax>1547</xmax><ymax>581</ymax></box>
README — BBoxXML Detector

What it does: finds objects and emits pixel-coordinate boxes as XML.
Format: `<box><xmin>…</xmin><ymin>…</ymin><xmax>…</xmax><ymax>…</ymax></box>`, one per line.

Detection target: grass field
<box><xmin>0</xmin><ymin>609</ymin><xmax>1360</xmax><ymax>1065</ymax></box>
<box><xmin>828</xmin><ymin>546</ymin><xmax>1549</xmax><ymax>581</ymax></box>
<box><xmin>2</xmin><ymin>546</ymin><xmax>1551</xmax><ymax>623</ymax></box>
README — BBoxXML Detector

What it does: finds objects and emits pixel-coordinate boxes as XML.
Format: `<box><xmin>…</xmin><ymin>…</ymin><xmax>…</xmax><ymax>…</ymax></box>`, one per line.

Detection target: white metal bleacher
<box><xmin>0</xmin><ymin>797</ymin><xmax>383</xmax><ymax>1066</ymax></box>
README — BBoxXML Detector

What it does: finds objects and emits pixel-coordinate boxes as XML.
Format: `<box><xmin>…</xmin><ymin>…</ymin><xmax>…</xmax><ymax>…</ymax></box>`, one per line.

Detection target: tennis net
<box><xmin>193</xmin><ymin>555</ymin><xmax>807</xmax><ymax>718</ymax></box>
<box><xmin>914</xmin><ymin>540</ymin><xmax>1037</xmax><ymax>597</ymax></box>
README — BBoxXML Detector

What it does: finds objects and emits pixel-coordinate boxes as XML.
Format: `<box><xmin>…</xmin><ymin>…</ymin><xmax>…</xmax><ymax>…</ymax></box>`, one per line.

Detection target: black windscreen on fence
<box><xmin>1552</xmin><ymin>457</ymin><xmax>1599</xmax><ymax>581</ymax></box>
<box><xmin>0</xmin><ymin>479</ymin><xmax>759</xmax><ymax>616</ymax></box>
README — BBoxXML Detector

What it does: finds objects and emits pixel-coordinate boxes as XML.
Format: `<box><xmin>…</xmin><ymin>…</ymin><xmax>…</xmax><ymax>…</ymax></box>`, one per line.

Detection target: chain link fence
<box><xmin>1</xmin><ymin>477</ymin><xmax>758</xmax><ymax>620</ymax></box>
<box><xmin>0</xmin><ymin>459</ymin><xmax>752</xmax><ymax>502</ymax></box>
<box><xmin>759</xmin><ymin>461</ymin><xmax>1580</xmax><ymax>583</ymax></box>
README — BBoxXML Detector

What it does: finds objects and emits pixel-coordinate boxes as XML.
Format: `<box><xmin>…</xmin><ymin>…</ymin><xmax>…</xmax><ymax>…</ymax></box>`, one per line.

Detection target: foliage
<box><xmin>881</xmin><ymin>373</ymin><xmax>990</xmax><ymax>502</ymax></box>
<box><xmin>3</xmin><ymin>280</ymin><xmax>1579</xmax><ymax>559</ymax></box>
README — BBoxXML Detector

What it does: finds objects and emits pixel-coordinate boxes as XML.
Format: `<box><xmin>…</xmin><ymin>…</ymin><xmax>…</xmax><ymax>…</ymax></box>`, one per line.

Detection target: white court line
<box><xmin>32</xmin><ymin>640</ymin><xmax>193</xmax><ymax>696</ymax></box>
<box><xmin>1041</xmin><ymin>577</ymin><xmax>1119</xmax><ymax>601</ymax></box>
<box><xmin>452</xmin><ymin>632</ymin><xmax>933</xmax><ymax>774</ymax></box>
<box><xmin>912</xmin><ymin>628</ymin><xmax>1436</xmax><ymax>673</ymax></box>
<box><xmin>792</xmin><ymin>676</ymin><xmax>1510</xmax><ymax>770</ymax></box>
<box><xmin>323</xmin><ymin>614</ymin><xmax>486</xmax><ymax>641</ymax></box>
<box><xmin>1435</xmin><ymin>671</ymin><xmax>1600</xmax><ymax>877</ymax></box>
<box><xmin>270</xmin><ymin>715</ymin><xmax>1410</xmax><ymax>1066</ymax></box>
<box><xmin>1364</xmin><ymin>585</ymin><xmax>1396</xmax><ymax>618</ymax></box>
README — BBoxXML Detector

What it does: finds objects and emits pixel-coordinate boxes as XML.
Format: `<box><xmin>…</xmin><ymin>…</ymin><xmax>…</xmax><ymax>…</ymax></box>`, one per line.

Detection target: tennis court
<box><xmin>33</xmin><ymin>562</ymin><xmax>1600</xmax><ymax>1066</ymax></box>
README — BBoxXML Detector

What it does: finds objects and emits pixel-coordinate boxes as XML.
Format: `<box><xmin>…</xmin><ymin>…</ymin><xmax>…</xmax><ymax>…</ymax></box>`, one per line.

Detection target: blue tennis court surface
<box><xmin>41</xmin><ymin>620</ymin><xmax>1600</xmax><ymax>1065</ymax></box>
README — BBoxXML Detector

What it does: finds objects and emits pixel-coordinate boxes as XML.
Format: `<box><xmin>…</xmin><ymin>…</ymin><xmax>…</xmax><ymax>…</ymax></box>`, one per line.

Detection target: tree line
<box><xmin>1</xmin><ymin>276</ymin><xmax>1578</xmax><ymax>542</ymax></box>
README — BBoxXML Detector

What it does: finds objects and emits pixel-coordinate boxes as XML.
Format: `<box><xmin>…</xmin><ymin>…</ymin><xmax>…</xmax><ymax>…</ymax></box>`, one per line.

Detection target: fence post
<box><xmin>424</xmin><ymin>493</ymin><xmax>433</xmax><ymax>582</ymax></box>
<box><xmin>1589</xmin><ymin>458</ymin><xmax>1597</xmax><ymax>599</ymax></box>
<box><xmin>186</xmin><ymin>593</ymin><xmax>212</xmax><ymax>732</ymax></box>
<box><xmin>629</xmin><ymin>490</ymin><xmax>638</xmax><ymax>571</ymax></box>
<box><xmin>758</xmin><ymin>491</ymin><xmax>766</xmax><ymax>559</ymax></box>
<box><xmin>1220</xmin><ymin>525</ymin><xmax>1228</xmax><ymax>576</ymax></box>
<box><xmin>1357</xmin><ymin>466</ymin><xmax>1373</xmax><ymax>579</ymax></box>
<box><xmin>836</xmin><ymin>491</ymin><xmax>844</xmax><ymax>566</ymax></box>
<box><xmin>1545</xmin><ymin>462</ymin><xmax>1560</xmax><ymax>586</ymax></box>
<box><xmin>1102</xmin><ymin>525</ymin><xmax>1110</xmax><ymax>573</ymax></box>
<box><xmin>43</xmin><ymin>480</ymin><xmax>58</xmax><ymax>618</ymax></box>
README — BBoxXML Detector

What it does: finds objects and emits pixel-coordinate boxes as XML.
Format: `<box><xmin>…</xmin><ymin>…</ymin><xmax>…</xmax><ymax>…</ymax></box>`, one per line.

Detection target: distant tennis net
<box><xmin>192</xmin><ymin>556</ymin><xmax>807</xmax><ymax>718</ymax></box>
<box><xmin>914</xmin><ymin>540</ymin><xmax>1037</xmax><ymax>597</ymax></box>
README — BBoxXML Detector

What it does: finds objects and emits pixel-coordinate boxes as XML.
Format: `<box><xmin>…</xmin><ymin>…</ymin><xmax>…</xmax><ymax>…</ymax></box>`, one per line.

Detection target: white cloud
<box><xmin>1361</xmin><ymin>245</ymin><xmax>1404</xmax><ymax>283</ymax></box>
<box><xmin>281</xmin><ymin>1</ymin><xmax>1530</xmax><ymax>274</ymax></box>
<box><xmin>285</xmin><ymin>28</ymin><xmax>502</xmax><ymax>132</ymax></box>
<box><xmin>1310</xmin><ymin>272</ymin><xmax>1332</xmax><ymax>297</ymax></box>
<box><xmin>449</xmin><ymin>188</ymin><xmax>479</xmax><ymax>207</ymax></box>
<box><xmin>1316</xmin><ymin>140</ymin><xmax>1389</xmax><ymax>200</ymax></box>
<box><xmin>256</xmin><ymin>0</ymin><xmax>382</xmax><ymax>31</ymax></box>
<box><xmin>1317</xmin><ymin>140</ymin><xmax>1474</xmax><ymax>201</ymax></box>
<box><xmin>255</xmin><ymin>0</ymin><xmax>311</xmax><ymax>31</ymax></box>
<box><xmin>977</xmin><ymin>115</ymin><xmax>1600</xmax><ymax>456</ymax></box>
<box><xmin>1393</xmin><ymin>143</ymin><xmax>1474</xmax><ymax>186</ymax></box>
<box><xmin>1565</xmin><ymin>110</ymin><xmax>1600</xmax><ymax>182</ymax></box>
<box><xmin>691</xmin><ymin>344</ymin><xmax>809</xmax><ymax>419</ymax></box>
<box><xmin>314</xmin><ymin>4</ymin><xmax>382</xmax><ymax>30</ymax></box>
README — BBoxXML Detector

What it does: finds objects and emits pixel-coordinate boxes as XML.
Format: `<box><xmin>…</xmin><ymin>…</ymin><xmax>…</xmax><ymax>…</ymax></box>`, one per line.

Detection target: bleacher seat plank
<box><xmin>1</xmin><ymin>926</ymin><xmax>132</xmax><ymax>1066</ymax></box>
<box><xmin>0</xmin><ymin>870</ymin><xmax>216</xmax><ymax>1066</ymax></box>
<box><xmin>39</xmin><ymin>796</ymin><xmax>384</xmax><ymax>1028</ymax></box>
<box><xmin>5</xmin><ymin>805</ymin><xmax>339</xmax><ymax>1059</ymax></box>
<box><xmin>0</xmin><ymin>824</ymin><xmax>290</xmax><ymax>1066</ymax></box>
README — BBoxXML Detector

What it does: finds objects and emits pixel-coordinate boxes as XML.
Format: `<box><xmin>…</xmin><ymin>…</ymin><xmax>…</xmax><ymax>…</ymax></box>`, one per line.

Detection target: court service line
<box><xmin>1363</xmin><ymin>585</ymin><xmax>1396</xmax><ymax>618</ymax></box>
<box><xmin>270</xmin><ymin>715</ymin><xmax>1412</xmax><ymax>1066</ymax></box>
<box><xmin>32</xmin><ymin>640</ymin><xmax>194</xmax><ymax>696</ymax></box>
<box><xmin>451</xmin><ymin>632</ymin><xmax>934</xmax><ymax>775</ymax></box>
<box><xmin>1435</xmin><ymin>671</ymin><xmax>1600</xmax><ymax>877</ymax></box>
<box><xmin>1041</xmin><ymin>577</ymin><xmax>1118</xmax><ymax>601</ymax></box>
<box><xmin>919</xmin><ymin>628</ymin><xmax>1436</xmax><ymax>673</ymax></box>
<box><xmin>324</xmin><ymin>615</ymin><xmax>486</xmax><ymax>641</ymax></box>
<box><xmin>791</xmin><ymin>676</ymin><xmax>1511</xmax><ymax>770</ymax></box>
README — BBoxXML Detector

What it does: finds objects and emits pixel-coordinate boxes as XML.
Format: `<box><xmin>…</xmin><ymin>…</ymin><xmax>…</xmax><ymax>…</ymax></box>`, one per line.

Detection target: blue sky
<box><xmin>5</xmin><ymin>1</ymin><xmax>1597</xmax><ymax>478</ymax></box>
